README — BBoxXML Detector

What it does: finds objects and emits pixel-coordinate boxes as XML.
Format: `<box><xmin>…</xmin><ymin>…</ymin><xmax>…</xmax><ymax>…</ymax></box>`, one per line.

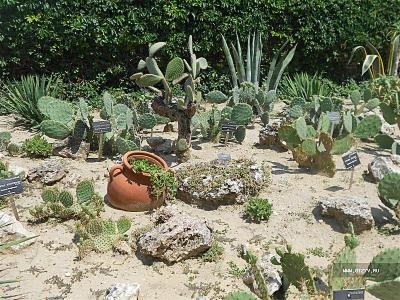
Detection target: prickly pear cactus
<box><xmin>231</xmin><ymin>103</ymin><xmax>253</xmax><ymax>125</ymax></box>
<box><xmin>366</xmin><ymin>248</ymin><xmax>400</xmax><ymax>282</ymax></box>
<box><xmin>366</xmin><ymin>277</ymin><xmax>400</xmax><ymax>300</ymax></box>
<box><xmin>354</xmin><ymin>115</ymin><xmax>382</xmax><ymax>139</ymax></box>
<box><xmin>377</xmin><ymin>173</ymin><xmax>400</xmax><ymax>214</ymax></box>
<box><xmin>76</xmin><ymin>180</ymin><xmax>95</xmax><ymax>203</ymax></box>
<box><xmin>30</xmin><ymin>180</ymin><xmax>103</xmax><ymax>222</ymax></box>
<box><xmin>76</xmin><ymin>216</ymin><xmax>132</xmax><ymax>256</ymax></box>
<box><xmin>274</xmin><ymin>245</ymin><xmax>316</xmax><ymax>294</ymax></box>
<box><xmin>234</xmin><ymin>126</ymin><xmax>246</xmax><ymax>143</ymax></box>
<box><xmin>138</xmin><ymin>113</ymin><xmax>157</xmax><ymax>130</ymax></box>
<box><xmin>224</xmin><ymin>291</ymin><xmax>257</xmax><ymax>300</ymax></box>
<box><xmin>206</xmin><ymin>90</ymin><xmax>228</xmax><ymax>104</ymax></box>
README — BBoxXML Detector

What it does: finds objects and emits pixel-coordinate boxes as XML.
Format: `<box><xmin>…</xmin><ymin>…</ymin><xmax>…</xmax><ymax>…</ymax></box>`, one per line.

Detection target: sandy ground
<box><xmin>0</xmin><ymin>111</ymin><xmax>399</xmax><ymax>300</ymax></box>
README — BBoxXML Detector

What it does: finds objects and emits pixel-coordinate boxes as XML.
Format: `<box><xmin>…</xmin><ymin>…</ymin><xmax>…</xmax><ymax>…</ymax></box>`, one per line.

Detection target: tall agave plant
<box><xmin>221</xmin><ymin>32</ymin><xmax>297</xmax><ymax>91</ymax></box>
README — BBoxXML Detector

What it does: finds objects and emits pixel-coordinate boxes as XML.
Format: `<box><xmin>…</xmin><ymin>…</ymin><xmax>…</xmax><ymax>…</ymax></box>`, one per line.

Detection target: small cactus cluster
<box><xmin>365</xmin><ymin>248</ymin><xmax>400</xmax><ymax>299</ymax></box>
<box><xmin>29</xmin><ymin>180</ymin><xmax>103</xmax><ymax>222</ymax></box>
<box><xmin>38</xmin><ymin>97</ymin><xmax>90</xmax><ymax>140</ymax></box>
<box><xmin>377</xmin><ymin>172</ymin><xmax>400</xmax><ymax>219</ymax></box>
<box><xmin>278</xmin><ymin>116</ymin><xmax>353</xmax><ymax>177</ymax></box>
<box><xmin>271</xmin><ymin>244</ymin><xmax>317</xmax><ymax>294</ymax></box>
<box><xmin>76</xmin><ymin>216</ymin><xmax>132</xmax><ymax>257</ymax></box>
<box><xmin>100</xmin><ymin>92</ymin><xmax>141</xmax><ymax>154</ymax></box>
<box><xmin>192</xmin><ymin>104</ymin><xmax>251</xmax><ymax>144</ymax></box>
<box><xmin>350</xmin><ymin>88</ymin><xmax>380</xmax><ymax>115</ymax></box>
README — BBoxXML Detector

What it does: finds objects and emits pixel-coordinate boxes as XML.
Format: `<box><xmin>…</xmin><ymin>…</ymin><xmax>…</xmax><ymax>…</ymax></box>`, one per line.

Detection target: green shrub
<box><xmin>244</xmin><ymin>197</ymin><xmax>273</xmax><ymax>222</ymax></box>
<box><xmin>1</xmin><ymin>1</ymin><xmax>400</xmax><ymax>84</ymax></box>
<box><xmin>202</xmin><ymin>242</ymin><xmax>224</xmax><ymax>262</ymax></box>
<box><xmin>21</xmin><ymin>135</ymin><xmax>53</xmax><ymax>158</ymax></box>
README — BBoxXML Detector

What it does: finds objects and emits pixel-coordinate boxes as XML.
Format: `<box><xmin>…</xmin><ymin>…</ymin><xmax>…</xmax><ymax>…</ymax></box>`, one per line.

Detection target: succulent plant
<box><xmin>7</xmin><ymin>143</ymin><xmax>20</xmax><ymax>156</ymax></box>
<box><xmin>278</xmin><ymin>116</ymin><xmax>353</xmax><ymax>177</ymax></box>
<box><xmin>272</xmin><ymin>244</ymin><xmax>316</xmax><ymax>294</ymax></box>
<box><xmin>377</xmin><ymin>172</ymin><xmax>400</xmax><ymax>219</ymax></box>
<box><xmin>38</xmin><ymin>96</ymin><xmax>90</xmax><ymax>140</ymax></box>
<box><xmin>131</xmin><ymin>36</ymin><xmax>208</xmax><ymax>162</ymax></box>
<box><xmin>76</xmin><ymin>216</ymin><xmax>132</xmax><ymax>257</ymax></box>
<box><xmin>29</xmin><ymin>180</ymin><xmax>103</xmax><ymax>222</ymax></box>
<box><xmin>353</xmin><ymin>115</ymin><xmax>382</xmax><ymax>139</ymax></box>
<box><xmin>365</xmin><ymin>248</ymin><xmax>400</xmax><ymax>300</ymax></box>
<box><xmin>100</xmin><ymin>92</ymin><xmax>140</xmax><ymax>155</ymax></box>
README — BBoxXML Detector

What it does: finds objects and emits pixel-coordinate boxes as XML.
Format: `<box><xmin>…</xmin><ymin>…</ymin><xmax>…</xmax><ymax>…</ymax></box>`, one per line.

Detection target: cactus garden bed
<box><xmin>1</xmin><ymin>32</ymin><xmax>400</xmax><ymax>300</ymax></box>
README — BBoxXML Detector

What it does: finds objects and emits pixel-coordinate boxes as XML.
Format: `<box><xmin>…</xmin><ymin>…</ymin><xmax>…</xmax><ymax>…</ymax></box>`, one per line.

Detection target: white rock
<box><xmin>8</xmin><ymin>166</ymin><xmax>27</xmax><ymax>179</ymax></box>
<box><xmin>104</xmin><ymin>283</ymin><xmax>140</xmax><ymax>300</ymax></box>
<box><xmin>0</xmin><ymin>212</ymin><xmax>37</xmax><ymax>250</ymax></box>
<box><xmin>368</xmin><ymin>155</ymin><xmax>400</xmax><ymax>182</ymax></box>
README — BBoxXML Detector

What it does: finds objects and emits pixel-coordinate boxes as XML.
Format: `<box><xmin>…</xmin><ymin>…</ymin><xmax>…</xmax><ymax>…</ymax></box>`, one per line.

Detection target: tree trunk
<box><xmin>151</xmin><ymin>96</ymin><xmax>196</xmax><ymax>162</ymax></box>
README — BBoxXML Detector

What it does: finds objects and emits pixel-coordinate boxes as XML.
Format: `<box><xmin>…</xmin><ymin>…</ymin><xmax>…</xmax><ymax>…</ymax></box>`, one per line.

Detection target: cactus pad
<box><xmin>206</xmin><ymin>90</ymin><xmax>228</xmax><ymax>103</ymax></box>
<box><xmin>176</xmin><ymin>138</ymin><xmax>189</xmax><ymax>152</ymax></box>
<box><xmin>234</xmin><ymin>126</ymin><xmax>246</xmax><ymax>144</ymax></box>
<box><xmin>40</xmin><ymin>120</ymin><xmax>71</xmax><ymax>140</ymax></box>
<box><xmin>301</xmin><ymin>139</ymin><xmax>317</xmax><ymax>156</ymax></box>
<box><xmin>165</xmin><ymin>57</ymin><xmax>184</xmax><ymax>81</ymax></box>
<box><xmin>76</xmin><ymin>180</ymin><xmax>95</xmax><ymax>203</ymax></box>
<box><xmin>116</xmin><ymin>216</ymin><xmax>132</xmax><ymax>234</ymax></box>
<box><xmin>295</xmin><ymin>117</ymin><xmax>308</xmax><ymax>140</ymax></box>
<box><xmin>332</xmin><ymin>134</ymin><xmax>353</xmax><ymax>155</ymax></box>
<box><xmin>41</xmin><ymin>188</ymin><xmax>59</xmax><ymax>203</ymax></box>
<box><xmin>138</xmin><ymin>113</ymin><xmax>157</xmax><ymax>129</ymax></box>
<box><xmin>224</xmin><ymin>291</ymin><xmax>257</xmax><ymax>300</ymax></box>
<box><xmin>378</xmin><ymin>173</ymin><xmax>400</xmax><ymax>209</ymax></box>
<box><xmin>93</xmin><ymin>234</ymin><xmax>115</xmax><ymax>252</ymax></box>
<box><xmin>367</xmin><ymin>278</ymin><xmax>400</xmax><ymax>300</ymax></box>
<box><xmin>58</xmin><ymin>190</ymin><xmax>74</xmax><ymax>207</ymax></box>
<box><xmin>231</xmin><ymin>103</ymin><xmax>253</xmax><ymax>125</ymax></box>
<box><xmin>354</xmin><ymin>115</ymin><xmax>382</xmax><ymax>139</ymax></box>
<box><xmin>366</xmin><ymin>248</ymin><xmax>400</xmax><ymax>282</ymax></box>
<box><xmin>374</xmin><ymin>134</ymin><xmax>395</xmax><ymax>149</ymax></box>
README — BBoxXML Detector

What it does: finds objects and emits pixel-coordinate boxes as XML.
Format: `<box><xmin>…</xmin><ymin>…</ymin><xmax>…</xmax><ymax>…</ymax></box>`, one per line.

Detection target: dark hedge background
<box><xmin>1</xmin><ymin>0</ymin><xmax>399</xmax><ymax>87</ymax></box>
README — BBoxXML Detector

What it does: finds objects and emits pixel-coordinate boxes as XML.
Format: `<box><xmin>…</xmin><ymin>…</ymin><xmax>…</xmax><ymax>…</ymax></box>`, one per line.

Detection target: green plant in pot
<box><xmin>107</xmin><ymin>151</ymin><xmax>175</xmax><ymax>212</ymax></box>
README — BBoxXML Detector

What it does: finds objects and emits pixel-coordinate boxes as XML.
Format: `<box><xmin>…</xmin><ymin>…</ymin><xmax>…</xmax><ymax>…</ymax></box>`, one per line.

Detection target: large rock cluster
<box><xmin>137</xmin><ymin>205</ymin><xmax>212</xmax><ymax>263</ymax></box>
<box><xmin>176</xmin><ymin>159</ymin><xmax>270</xmax><ymax>208</ymax></box>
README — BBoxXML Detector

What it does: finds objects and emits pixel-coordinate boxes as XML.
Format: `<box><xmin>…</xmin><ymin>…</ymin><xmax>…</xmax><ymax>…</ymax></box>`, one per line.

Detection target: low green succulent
<box><xmin>21</xmin><ymin>135</ymin><xmax>53</xmax><ymax>158</ymax></box>
<box><xmin>244</xmin><ymin>197</ymin><xmax>273</xmax><ymax>222</ymax></box>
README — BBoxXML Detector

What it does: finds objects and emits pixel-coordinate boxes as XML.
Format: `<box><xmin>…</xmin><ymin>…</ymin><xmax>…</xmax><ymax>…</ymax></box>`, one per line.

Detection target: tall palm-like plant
<box><xmin>0</xmin><ymin>75</ymin><xmax>62</xmax><ymax>126</ymax></box>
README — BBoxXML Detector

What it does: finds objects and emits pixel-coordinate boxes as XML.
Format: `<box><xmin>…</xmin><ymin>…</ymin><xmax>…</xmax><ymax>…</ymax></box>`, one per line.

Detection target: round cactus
<box><xmin>165</xmin><ymin>57</ymin><xmax>185</xmax><ymax>81</ymax></box>
<box><xmin>231</xmin><ymin>103</ymin><xmax>253</xmax><ymax>125</ymax></box>
<box><xmin>354</xmin><ymin>115</ymin><xmax>382</xmax><ymax>139</ymax></box>
<box><xmin>234</xmin><ymin>126</ymin><xmax>246</xmax><ymax>144</ymax></box>
<box><xmin>76</xmin><ymin>180</ymin><xmax>95</xmax><ymax>203</ymax></box>
<box><xmin>378</xmin><ymin>173</ymin><xmax>400</xmax><ymax>209</ymax></box>
<box><xmin>41</xmin><ymin>188</ymin><xmax>59</xmax><ymax>203</ymax></box>
<box><xmin>40</xmin><ymin>120</ymin><xmax>71</xmax><ymax>140</ymax></box>
<box><xmin>206</xmin><ymin>90</ymin><xmax>228</xmax><ymax>104</ymax></box>
<box><xmin>176</xmin><ymin>138</ymin><xmax>189</xmax><ymax>152</ymax></box>
<box><xmin>116</xmin><ymin>216</ymin><xmax>132</xmax><ymax>234</ymax></box>
<box><xmin>138</xmin><ymin>113</ymin><xmax>157</xmax><ymax>130</ymax></box>
<box><xmin>319</xmin><ymin>97</ymin><xmax>333</xmax><ymax>112</ymax></box>
<box><xmin>7</xmin><ymin>143</ymin><xmax>20</xmax><ymax>156</ymax></box>
<box><xmin>58</xmin><ymin>190</ymin><xmax>74</xmax><ymax>207</ymax></box>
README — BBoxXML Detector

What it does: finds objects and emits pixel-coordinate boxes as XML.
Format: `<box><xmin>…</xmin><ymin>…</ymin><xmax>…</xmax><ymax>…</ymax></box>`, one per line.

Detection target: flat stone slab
<box><xmin>318</xmin><ymin>196</ymin><xmax>374</xmax><ymax>233</ymax></box>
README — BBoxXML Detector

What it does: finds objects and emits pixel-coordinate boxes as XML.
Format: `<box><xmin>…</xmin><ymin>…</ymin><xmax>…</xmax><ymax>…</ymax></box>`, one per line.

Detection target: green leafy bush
<box><xmin>21</xmin><ymin>135</ymin><xmax>53</xmax><ymax>158</ymax></box>
<box><xmin>244</xmin><ymin>197</ymin><xmax>273</xmax><ymax>222</ymax></box>
<box><xmin>1</xmin><ymin>1</ymin><xmax>400</xmax><ymax>84</ymax></box>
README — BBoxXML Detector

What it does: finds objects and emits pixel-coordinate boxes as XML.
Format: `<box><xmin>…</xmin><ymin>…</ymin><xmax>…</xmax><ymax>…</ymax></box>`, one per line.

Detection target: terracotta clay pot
<box><xmin>107</xmin><ymin>151</ymin><xmax>169</xmax><ymax>211</ymax></box>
